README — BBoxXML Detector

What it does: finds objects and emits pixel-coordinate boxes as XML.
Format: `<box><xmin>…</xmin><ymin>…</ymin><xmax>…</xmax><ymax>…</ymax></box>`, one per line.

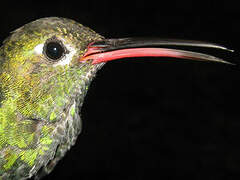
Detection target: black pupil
<box><xmin>45</xmin><ymin>42</ymin><xmax>64</xmax><ymax>60</ymax></box>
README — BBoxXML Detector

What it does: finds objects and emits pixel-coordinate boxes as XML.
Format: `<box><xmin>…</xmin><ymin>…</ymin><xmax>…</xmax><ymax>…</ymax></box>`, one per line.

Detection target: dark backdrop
<box><xmin>0</xmin><ymin>1</ymin><xmax>240</xmax><ymax>180</ymax></box>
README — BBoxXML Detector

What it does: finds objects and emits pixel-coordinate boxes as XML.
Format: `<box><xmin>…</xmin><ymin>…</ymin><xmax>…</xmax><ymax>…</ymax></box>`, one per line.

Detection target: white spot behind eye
<box><xmin>34</xmin><ymin>43</ymin><xmax>44</xmax><ymax>55</ymax></box>
<box><xmin>33</xmin><ymin>40</ymin><xmax>76</xmax><ymax>67</ymax></box>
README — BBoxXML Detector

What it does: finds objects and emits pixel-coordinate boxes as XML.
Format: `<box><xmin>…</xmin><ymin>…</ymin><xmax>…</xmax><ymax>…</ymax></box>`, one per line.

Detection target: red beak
<box><xmin>81</xmin><ymin>38</ymin><xmax>233</xmax><ymax>65</ymax></box>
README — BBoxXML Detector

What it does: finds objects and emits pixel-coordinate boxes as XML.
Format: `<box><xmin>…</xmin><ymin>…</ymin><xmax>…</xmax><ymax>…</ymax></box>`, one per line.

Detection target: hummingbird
<box><xmin>0</xmin><ymin>17</ymin><xmax>233</xmax><ymax>179</ymax></box>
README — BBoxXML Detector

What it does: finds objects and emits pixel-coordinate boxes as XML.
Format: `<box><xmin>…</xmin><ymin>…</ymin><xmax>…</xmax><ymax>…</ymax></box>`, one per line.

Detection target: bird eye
<box><xmin>44</xmin><ymin>38</ymin><xmax>66</xmax><ymax>61</ymax></box>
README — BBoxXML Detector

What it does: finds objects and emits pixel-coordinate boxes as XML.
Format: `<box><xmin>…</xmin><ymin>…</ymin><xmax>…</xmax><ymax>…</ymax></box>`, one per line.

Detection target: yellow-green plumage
<box><xmin>0</xmin><ymin>16</ymin><xmax>231</xmax><ymax>180</ymax></box>
<box><xmin>0</xmin><ymin>17</ymin><xmax>104</xmax><ymax>179</ymax></box>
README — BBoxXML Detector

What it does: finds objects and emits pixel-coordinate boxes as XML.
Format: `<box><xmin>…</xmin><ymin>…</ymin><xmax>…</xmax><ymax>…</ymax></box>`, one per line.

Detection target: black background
<box><xmin>1</xmin><ymin>1</ymin><xmax>240</xmax><ymax>180</ymax></box>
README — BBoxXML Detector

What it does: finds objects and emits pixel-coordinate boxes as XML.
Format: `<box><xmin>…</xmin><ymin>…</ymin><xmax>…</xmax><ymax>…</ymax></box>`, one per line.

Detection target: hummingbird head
<box><xmin>1</xmin><ymin>17</ymin><xmax>232</xmax><ymax>122</ymax></box>
<box><xmin>1</xmin><ymin>17</ymin><xmax>104</xmax><ymax>122</ymax></box>
<box><xmin>0</xmin><ymin>17</ymin><xmax>232</xmax><ymax>179</ymax></box>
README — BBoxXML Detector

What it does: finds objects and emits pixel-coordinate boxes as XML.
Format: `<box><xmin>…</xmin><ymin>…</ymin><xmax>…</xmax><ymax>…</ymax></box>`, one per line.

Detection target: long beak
<box><xmin>81</xmin><ymin>38</ymin><xmax>233</xmax><ymax>65</ymax></box>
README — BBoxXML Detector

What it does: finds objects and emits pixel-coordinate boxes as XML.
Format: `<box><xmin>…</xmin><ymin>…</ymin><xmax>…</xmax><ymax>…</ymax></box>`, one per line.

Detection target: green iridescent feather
<box><xmin>0</xmin><ymin>17</ymin><xmax>104</xmax><ymax>179</ymax></box>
